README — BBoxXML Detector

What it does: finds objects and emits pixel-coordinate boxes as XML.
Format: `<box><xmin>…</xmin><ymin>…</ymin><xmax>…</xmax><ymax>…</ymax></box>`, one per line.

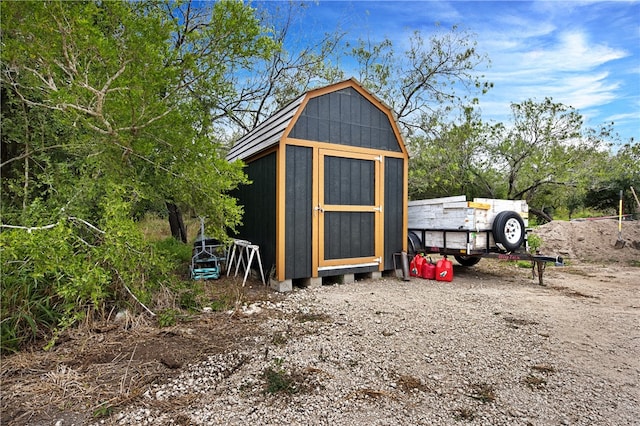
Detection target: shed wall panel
<box><xmin>384</xmin><ymin>157</ymin><xmax>405</xmax><ymax>270</ymax></box>
<box><xmin>325</xmin><ymin>212</ymin><xmax>375</xmax><ymax>259</ymax></box>
<box><xmin>285</xmin><ymin>146</ymin><xmax>313</xmax><ymax>279</ymax></box>
<box><xmin>233</xmin><ymin>152</ymin><xmax>277</xmax><ymax>277</ymax></box>
<box><xmin>324</xmin><ymin>157</ymin><xmax>375</xmax><ymax>206</ymax></box>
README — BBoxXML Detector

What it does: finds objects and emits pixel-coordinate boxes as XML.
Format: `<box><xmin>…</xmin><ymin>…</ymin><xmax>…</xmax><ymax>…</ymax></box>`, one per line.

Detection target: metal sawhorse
<box><xmin>226</xmin><ymin>239</ymin><xmax>266</xmax><ymax>286</ymax></box>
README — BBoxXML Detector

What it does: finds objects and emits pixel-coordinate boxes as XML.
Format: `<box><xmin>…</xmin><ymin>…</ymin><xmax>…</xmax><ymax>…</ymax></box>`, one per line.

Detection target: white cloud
<box><xmin>526</xmin><ymin>31</ymin><xmax>628</xmax><ymax>71</ymax></box>
<box><xmin>478</xmin><ymin>22</ymin><xmax>629</xmax><ymax>118</ymax></box>
<box><xmin>606</xmin><ymin>111</ymin><xmax>639</xmax><ymax>122</ymax></box>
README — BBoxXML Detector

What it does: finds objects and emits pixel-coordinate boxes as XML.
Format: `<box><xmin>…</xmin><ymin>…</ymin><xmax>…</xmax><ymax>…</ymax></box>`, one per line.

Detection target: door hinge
<box><xmin>374</xmin><ymin>155</ymin><xmax>382</xmax><ymax>162</ymax></box>
<box><xmin>373</xmin><ymin>206</ymin><xmax>382</xmax><ymax>212</ymax></box>
<box><xmin>314</xmin><ymin>205</ymin><xmax>324</xmax><ymax>213</ymax></box>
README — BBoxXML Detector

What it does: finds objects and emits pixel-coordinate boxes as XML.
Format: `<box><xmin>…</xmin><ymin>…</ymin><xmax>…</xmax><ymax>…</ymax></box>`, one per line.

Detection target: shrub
<box><xmin>1</xmin><ymin>190</ymin><xmax>179</xmax><ymax>353</ymax></box>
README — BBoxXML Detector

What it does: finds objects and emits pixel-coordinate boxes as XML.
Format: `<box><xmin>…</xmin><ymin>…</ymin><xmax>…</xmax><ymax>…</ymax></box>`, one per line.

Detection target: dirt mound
<box><xmin>532</xmin><ymin>219</ymin><xmax>640</xmax><ymax>264</ymax></box>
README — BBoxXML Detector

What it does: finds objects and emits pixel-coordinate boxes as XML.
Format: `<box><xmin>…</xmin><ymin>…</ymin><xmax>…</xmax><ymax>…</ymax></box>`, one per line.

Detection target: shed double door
<box><xmin>316</xmin><ymin>149</ymin><xmax>382</xmax><ymax>271</ymax></box>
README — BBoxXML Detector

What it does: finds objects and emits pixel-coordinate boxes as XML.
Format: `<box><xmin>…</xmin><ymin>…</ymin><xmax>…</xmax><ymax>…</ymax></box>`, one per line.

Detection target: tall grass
<box><xmin>1</xmin><ymin>213</ymin><xmax>224</xmax><ymax>354</ymax></box>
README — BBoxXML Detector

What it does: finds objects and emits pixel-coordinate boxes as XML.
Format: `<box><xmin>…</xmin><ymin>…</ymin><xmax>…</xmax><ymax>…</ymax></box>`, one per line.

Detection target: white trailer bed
<box><xmin>405</xmin><ymin>195</ymin><xmax>562</xmax><ymax>285</ymax></box>
<box><xmin>408</xmin><ymin>195</ymin><xmax>529</xmax><ymax>253</ymax></box>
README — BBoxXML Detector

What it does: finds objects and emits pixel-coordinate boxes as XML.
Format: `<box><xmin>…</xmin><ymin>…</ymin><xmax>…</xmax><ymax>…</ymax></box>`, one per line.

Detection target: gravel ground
<box><xmin>94</xmin><ymin>261</ymin><xmax>640</xmax><ymax>426</ymax></box>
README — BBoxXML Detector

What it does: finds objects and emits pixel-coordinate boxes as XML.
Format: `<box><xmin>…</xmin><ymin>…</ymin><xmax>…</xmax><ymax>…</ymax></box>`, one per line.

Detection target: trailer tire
<box><xmin>492</xmin><ymin>211</ymin><xmax>525</xmax><ymax>252</ymax></box>
<box><xmin>407</xmin><ymin>231</ymin><xmax>422</xmax><ymax>256</ymax></box>
<box><xmin>454</xmin><ymin>255</ymin><xmax>482</xmax><ymax>267</ymax></box>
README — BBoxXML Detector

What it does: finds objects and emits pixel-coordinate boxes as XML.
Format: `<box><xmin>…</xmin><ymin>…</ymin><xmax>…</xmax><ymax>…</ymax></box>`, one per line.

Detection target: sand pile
<box><xmin>532</xmin><ymin>219</ymin><xmax>640</xmax><ymax>264</ymax></box>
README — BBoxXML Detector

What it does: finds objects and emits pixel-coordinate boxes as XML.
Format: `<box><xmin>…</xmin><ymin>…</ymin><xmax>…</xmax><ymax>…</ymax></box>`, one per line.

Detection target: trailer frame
<box><xmin>407</xmin><ymin>227</ymin><xmax>563</xmax><ymax>285</ymax></box>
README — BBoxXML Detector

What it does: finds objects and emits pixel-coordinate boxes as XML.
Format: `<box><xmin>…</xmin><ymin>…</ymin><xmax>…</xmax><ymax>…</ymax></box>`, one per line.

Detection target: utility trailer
<box><xmin>407</xmin><ymin>196</ymin><xmax>562</xmax><ymax>284</ymax></box>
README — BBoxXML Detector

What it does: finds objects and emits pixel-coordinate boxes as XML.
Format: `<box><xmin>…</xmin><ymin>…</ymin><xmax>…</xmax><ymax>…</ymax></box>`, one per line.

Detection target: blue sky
<box><xmin>287</xmin><ymin>1</ymin><xmax>639</xmax><ymax>143</ymax></box>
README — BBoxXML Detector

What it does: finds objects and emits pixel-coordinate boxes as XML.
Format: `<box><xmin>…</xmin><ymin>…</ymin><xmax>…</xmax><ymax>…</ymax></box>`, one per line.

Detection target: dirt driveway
<box><xmin>2</xmin><ymin>257</ymin><xmax>638</xmax><ymax>425</ymax></box>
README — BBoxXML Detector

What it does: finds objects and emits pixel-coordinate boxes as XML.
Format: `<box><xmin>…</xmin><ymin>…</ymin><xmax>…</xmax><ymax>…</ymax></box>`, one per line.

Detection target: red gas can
<box><xmin>435</xmin><ymin>256</ymin><xmax>453</xmax><ymax>282</ymax></box>
<box><xmin>421</xmin><ymin>257</ymin><xmax>436</xmax><ymax>280</ymax></box>
<box><xmin>410</xmin><ymin>254</ymin><xmax>426</xmax><ymax>278</ymax></box>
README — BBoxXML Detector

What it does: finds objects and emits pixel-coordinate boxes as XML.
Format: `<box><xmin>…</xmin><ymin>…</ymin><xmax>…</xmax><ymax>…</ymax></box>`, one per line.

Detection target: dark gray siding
<box><xmin>384</xmin><ymin>157</ymin><xmax>404</xmax><ymax>270</ymax></box>
<box><xmin>324</xmin><ymin>156</ymin><xmax>375</xmax><ymax>206</ymax></box>
<box><xmin>290</xmin><ymin>87</ymin><xmax>401</xmax><ymax>152</ymax></box>
<box><xmin>233</xmin><ymin>152</ymin><xmax>277</xmax><ymax>278</ymax></box>
<box><xmin>325</xmin><ymin>212</ymin><xmax>375</xmax><ymax>260</ymax></box>
<box><xmin>285</xmin><ymin>146</ymin><xmax>313</xmax><ymax>279</ymax></box>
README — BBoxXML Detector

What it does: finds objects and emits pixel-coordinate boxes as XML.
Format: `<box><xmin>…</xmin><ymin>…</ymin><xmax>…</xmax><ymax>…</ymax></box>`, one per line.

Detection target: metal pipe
<box><xmin>401</xmin><ymin>251</ymin><xmax>410</xmax><ymax>281</ymax></box>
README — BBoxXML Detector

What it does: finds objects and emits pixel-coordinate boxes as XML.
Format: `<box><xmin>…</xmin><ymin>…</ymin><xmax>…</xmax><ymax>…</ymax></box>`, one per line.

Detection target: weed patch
<box><xmin>262</xmin><ymin>361</ymin><xmax>316</xmax><ymax>396</ymax></box>
<box><xmin>523</xmin><ymin>374</ymin><xmax>547</xmax><ymax>389</ymax></box>
<box><xmin>552</xmin><ymin>286</ymin><xmax>596</xmax><ymax>299</ymax></box>
<box><xmin>397</xmin><ymin>374</ymin><xmax>431</xmax><ymax>393</ymax></box>
<box><xmin>263</xmin><ymin>367</ymin><xmax>299</xmax><ymax>394</ymax></box>
<box><xmin>531</xmin><ymin>364</ymin><xmax>556</xmax><ymax>374</ymax></box>
<box><xmin>453</xmin><ymin>407</ymin><xmax>476</xmax><ymax>421</ymax></box>
<box><xmin>271</xmin><ymin>332</ymin><xmax>289</xmax><ymax>345</ymax></box>
<box><xmin>157</xmin><ymin>309</ymin><xmax>180</xmax><ymax>327</ymax></box>
<box><xmin>467</xmin><ymin>383</ymin><xmax>496</xmax><ymax>403</ymax></box>
<box><xmin>503</xmin><ymin>316</ymin><xmax>538</xmax><ymax>328</ymax></box>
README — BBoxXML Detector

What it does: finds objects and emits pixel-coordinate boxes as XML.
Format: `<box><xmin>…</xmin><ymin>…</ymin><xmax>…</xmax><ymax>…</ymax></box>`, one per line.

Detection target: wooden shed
<box><xmin>227</xmin><ymin>78</ymin><xmax>408</xmax><ymax>290</ymax></box>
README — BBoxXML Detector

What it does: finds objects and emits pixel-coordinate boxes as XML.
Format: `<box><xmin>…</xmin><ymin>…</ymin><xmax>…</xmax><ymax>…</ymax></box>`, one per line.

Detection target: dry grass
<box><xmin>349</xmin><ymin>388</ymin><xmax>397</xmax><ymax>400</ymax></box>
<box><xmin>551</xmin><ymin>285</ymin><xmax>597</xmax><ymax>299</ymax></box>
<box><xmin>139</xmin><ymin>214</ymin><xmax>201</xmax><ymax>243</ymax></box>
<box><xmin>1</xmin><ymin>345</ymin><xmax>160</xmax><ymax>421</ymax></box>
<box><xmin>523</xmin><ymin>374</ymin><xmax>547</xmax><ymax>389</ymax></box>
<box><xmin>453</xmin><ymin>407</ymin><xmax>476</xmax><ymax>421</ymax></box>
<box><xmin>531</xmin><ymin>364</ymin><xmax>556</xmax><ymax>374</ymax></box>
<box><xmin>397</xmin><ymin>374</ymin><xmax>431</xmax><ymax>393</ymax></box>
<box><xmin>467</xmin><ymin>383</ymin><xmax>496</xmax><ymax>403</ymax></box>
<box><xmin>1</xmin><ymin>274</ymin><xmax>283</xmax><ymax>424</ymax></box>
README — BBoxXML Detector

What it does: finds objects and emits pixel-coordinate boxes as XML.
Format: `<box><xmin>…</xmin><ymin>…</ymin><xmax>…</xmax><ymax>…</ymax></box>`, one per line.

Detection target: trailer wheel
<box><xmin>454</xmin><ymin>255</ymin><xmax>482</xmax><ymax>267</ymax></box>
<box><xmin>492</xmin><ymin>211</ymin><xmax>525</xmax><ymax>252</ymax></box>
<box><xmin>407</xmin><ymin>231</ymin><xmax>422</xmax><ymax>256</ymax></box>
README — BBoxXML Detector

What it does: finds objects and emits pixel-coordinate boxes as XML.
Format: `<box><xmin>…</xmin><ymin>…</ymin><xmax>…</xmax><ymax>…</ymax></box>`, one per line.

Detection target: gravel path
<box><xmin>99</xmin><ymin>262</ymin><xmax>640</xmax><ymax>426</ymax></box>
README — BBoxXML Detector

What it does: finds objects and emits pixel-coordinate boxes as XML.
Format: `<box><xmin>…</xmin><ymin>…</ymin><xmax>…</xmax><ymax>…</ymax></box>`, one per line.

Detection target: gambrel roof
<box><xmin>226</xmin><ymin>93</ymin><xmax>306</xmax><ymax>162</ymax></box>
<box><xmin>226</xmin><ymin>78</ymin><xmax>405</xmax><ymax>163</ymax></box>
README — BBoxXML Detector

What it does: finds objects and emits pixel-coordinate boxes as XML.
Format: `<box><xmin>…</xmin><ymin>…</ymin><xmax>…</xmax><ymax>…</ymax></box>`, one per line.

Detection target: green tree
<box><xmin>344</xmin><ymin>26</ymin><xmax>493</xmax><ymax>203</ymax></box>
<box><xmin>1</xmin><ymin>0</ymin><xmax>278</xmax><ymax>351</ymax></box>
<box><xmin>2</xmin><ymin>0</ymin><xmax>276</xmax><ymax>237</ymax></box>
<box><xmin>584</xmin><ymin>140</ymin><xmax>640</xmax><ymax>215</ymax></box>
<box><xmin>408</xmin><ymin>106</ymin><xmax>497</xmax><ymax>200</ymax></box>
<box><xmin>484</xmin><ymin>98</ymin><xmax>610</xmax><ymax>222</ymax></box>
<box><xmin>219</xmin><ymin>17</ymin><xmax>491</xmax><ymax>147</ymax></box>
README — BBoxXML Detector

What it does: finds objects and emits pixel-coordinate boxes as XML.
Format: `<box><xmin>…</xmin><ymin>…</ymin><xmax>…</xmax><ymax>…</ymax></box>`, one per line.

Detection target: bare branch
<box><xmin>1</xmin><ymin>223</ymin><xmax>58</xmax><ymax>232</ymax></box>
<box><xmin>0</xmin><ymin>144</ymin><xmax>78</xmax><ymax>168</ymax></box>
<box><xmin>67</xmin><ymin>216</ymin><xmax>106</xmax><ymax>234</ymax></box>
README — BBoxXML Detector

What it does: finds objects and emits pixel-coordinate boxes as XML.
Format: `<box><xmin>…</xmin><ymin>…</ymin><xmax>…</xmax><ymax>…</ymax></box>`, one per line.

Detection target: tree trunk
<box><xmin>167</xmin><ymin>202</ymin><xmax>187</xmax><ymax>243</ymax></box>
<box><xmin>529</xmin><ymin>207</ymin><xmax>553</xmax><ymax>224</ymax></box>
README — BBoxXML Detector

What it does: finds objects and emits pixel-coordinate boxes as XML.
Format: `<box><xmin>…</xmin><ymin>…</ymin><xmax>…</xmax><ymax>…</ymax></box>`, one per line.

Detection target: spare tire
<box><xmin>492</xmin><ymin>211</ymin><xmax>525</xmax><ymax>252</ymax></box>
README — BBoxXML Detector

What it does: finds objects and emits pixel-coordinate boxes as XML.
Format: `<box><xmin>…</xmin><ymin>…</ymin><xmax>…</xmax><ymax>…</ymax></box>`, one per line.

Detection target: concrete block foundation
<box><xmin>270</xmin><ymin>270</ymin><xmax>391</xmax><ymax>293</ymax></box>
<box><xmin>270</xmin><ymin>277</ymin><xmax>292</xmax><ymax>292</ymax></box>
